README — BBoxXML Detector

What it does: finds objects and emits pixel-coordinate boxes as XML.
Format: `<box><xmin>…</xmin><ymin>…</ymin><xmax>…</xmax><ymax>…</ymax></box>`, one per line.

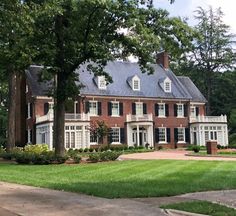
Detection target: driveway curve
<box><xmin>120</xmin><ymin>150</ymin><xmax>236</xmax><ymax>161</ymax></box>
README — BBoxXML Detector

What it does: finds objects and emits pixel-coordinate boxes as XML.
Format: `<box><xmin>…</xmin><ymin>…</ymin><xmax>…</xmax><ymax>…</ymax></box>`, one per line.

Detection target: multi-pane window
<box><xmin>112</xmin><ymin>102</ymin><xmax>119</xmax><ymax>116</ymax></box>
<box><xmin>159</xmin><ymin>128</ymin><xmax>166</xmax><ymax>142</ymax></box>
<box><xmin>158</xmin><ymin>103</ymin><xmax>165</xmax><ymax>117</ymax></box>
<box><xmin>178</xmin><ymin>128</ymin><xmax>185</xmax><ymax>142</ymax></box>
<box><xmin>135</xmin><ymin>103</ymin><xmax>143</xmax><ymax>115</ymax></box>
<box><xmin>65</xmin><ymin>132</ymin><xmax>70</xmax><ymax>148</ymax></box>
<box><xmin>89</xmin><ymin>101</ymin><xmax>97</xmax><ymax>116</ymax></box>
<box><xmin>27</xmin><ymin>129</ymin><xmax>31</xmax><ymax>143</ymax></box>
<box><xmin>70</xmin><ymin>132</ymin><xmax>75</xmax><ymax>148</ymax></box>
<box><xmin>41</xmin><ymin>133</ymin><xmax>46</xmax><ymax>144</ymax></box>
<box><xmin>111</xmin><ymin>128</ymin><xmax>120</xmax><ymax>143</ymax></box>
<box><xmin>177</xmin><ymin>104</ymin><xmax>184</xmax><ymax>117</ymax></box>
<box><xmin>190</xmin><ymin>106</ymin><xmax>196</xmax><ymax>117</ymax></box>
<box><xmin>27</xmin><ymin>103</ymin><xmax>31</xmax><ymax>118</ymax></box>
<box><xmin>204</xmin><ymin>127</ymin><xmax>218</xmax><ymax>142</ymax></box>
<box><xmin>90</xmin><ymin>134</ymin><xmax>97</xmax><ymax>143</ymax></box>
<box><xmin>133</xmin><ymin>78</ymin><xmax>140</xmax><ymax>91</ymax></box>
<box><xmin>164</xmin><ymin>81</ymin><xmax>171</xmax><ymax>92</ymax></box>
<box><xmin>98</xmin><ymin>76</ymin><xmax>106</xmax><ymax>89</ymax></box>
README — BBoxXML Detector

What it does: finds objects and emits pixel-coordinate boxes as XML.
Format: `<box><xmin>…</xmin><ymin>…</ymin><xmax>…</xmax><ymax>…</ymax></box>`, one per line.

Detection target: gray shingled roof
<box><xmin>26</xmin><ymin>61</ymin><xmax>206</xmax><ymax>102</ymax></box>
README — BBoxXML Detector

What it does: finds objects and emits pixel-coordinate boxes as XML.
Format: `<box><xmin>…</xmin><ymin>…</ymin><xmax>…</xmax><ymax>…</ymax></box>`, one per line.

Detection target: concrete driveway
<box><xmin>120</xmin><ymin>150</ymin><xmax>236</xmax><ymax>161</ymax></box>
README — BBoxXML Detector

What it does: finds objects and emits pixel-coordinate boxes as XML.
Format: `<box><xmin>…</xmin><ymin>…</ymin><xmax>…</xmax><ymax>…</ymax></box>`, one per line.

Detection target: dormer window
<box><xmin>98</xmin><ymin>76</ymin><xmax>106</xmax><ymax>90</ymax></box>
<box><xmin>163</xmin><ymin>77</ymin><xmax>171</xmax><ymax>93</ymax></box>
<box><xmin>132</xmin><ymin>76</ymin><xmax>140</xmax><ymax>91</ymax></box>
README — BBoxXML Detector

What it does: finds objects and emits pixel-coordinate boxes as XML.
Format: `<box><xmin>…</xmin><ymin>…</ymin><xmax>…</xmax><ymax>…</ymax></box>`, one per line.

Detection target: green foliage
<box><xmin>229</xmin><ymin>109</ymin><xmax>236</xmax><ymax>134</ymax></box>
<box><xmin>72</xmin><ymin>154</ymin><xmax>81</xmax><ymax>164</ymax></box>
<box><xmin>161</xmin><ymin>201</ymin><xmax>236</xmax><ymax>216</ymax></box>
<box><xmin>229</xmin><ymin>133</ymin><xmax>236</xmax><ymax>146</ymax></box>
<box><xmin>88</xmin><ymin>153</ymin><xmax>100</xmax><ymax>163</ymax></box>
<box><xmin>24</xmin><ymin>144</ymin><xmax>49</xmax><ymax>154</ymax></box>
<box><xmin>192</xmin><ymin>145</ymin><xmax>200</xmax><ymax>153</ymax></box>
<box><xmin>88</xmin><ymin>151</ymin><xmax>121</xmax><ymax>163</ymax></box>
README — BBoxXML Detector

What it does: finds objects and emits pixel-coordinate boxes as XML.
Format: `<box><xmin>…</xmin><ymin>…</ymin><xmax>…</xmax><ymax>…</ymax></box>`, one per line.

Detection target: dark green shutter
<box><xmin>143</xmin><ymin>103</ymin><xmax>147</xmax><ymax>114</ymax></box>
<box><xmin>155</xmin><ymin>128</ymin><xmax>159</xmax><ymax>143</ymax></box>
<box><xmin>174</xmin><ymin>104</ymin><xmax>177</xmax><ymax>116</ymax></box>
<box><xmin>119</xmin><ymin>103</ymin><xmax>123</xmax><ymax>116</ymax></box>
<box><xmin>155</xmin><ymin>104</ymin><xmax>159</xmax><ymax>116</ymax></box>
<box><xmin>98</xmin><ymin>102</ymin><xmax>102</xmax><ymax>115</ymax></box>
<box><xmin>108</xmin><ymin>128</ymin><xmax>113</xmax><ymax>144</ymax></box>
<box><xmin>185</xmin><ymin>128</ymin><xmax>190</xmax><ymax>143</ymax></box>
<box><xmin>174</xmin><ymin>128</ymin><xmax>178</xmax><ymax>143</ymax></box>
<box><xmin>165</xmin><ymin>104</ymin><xmax>169</xmax><ymax>117</ymax></box>
<box><xmin>120</xmin><ymin>128</ymin><xmax>125</xmax><ymax>143</ymax></box>
<box><xmin>184</xmin><ymin>104</ymin><xmax>188</xmax><ymax>117</ymax></box>
<box><xmin>85</xmin><ymin>101</ymin><xmax>89</xmax><ymax>113</ymax></box>
<box><xmin>196</xmin><ymin>107</ymin><xmax>199</xmax><ymax>116</ymax></box>
<box><xmin>132</xmin><ymin>103</ymin><xmax>136</xmax><ymax>115</ymax></box>
<box><xmin>108</xmin><ymin>102</ymin><xmax>112</xmax><ymax>116</ymax></box>
<box><xmin>167</xmin><ymin>128</ymin><xmax>170</xmax><ymax>143</ymax></box>
<box><xmin>44</xmin><ymin>103</ymin><xmax>49</xmax><ymax>115</ymax></box>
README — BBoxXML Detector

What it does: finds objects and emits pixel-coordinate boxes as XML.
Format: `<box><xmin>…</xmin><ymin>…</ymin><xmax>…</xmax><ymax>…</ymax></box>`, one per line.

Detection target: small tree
<box><xmin>89</xmin><ymin>120</ymin><xmax>109</xmax><ymax>145</ymax></box>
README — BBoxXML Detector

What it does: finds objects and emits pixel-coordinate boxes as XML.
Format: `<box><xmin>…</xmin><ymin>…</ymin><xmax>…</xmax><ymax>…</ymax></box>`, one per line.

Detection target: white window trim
<box><xmin>177</xmin><ymin>103</ymin><xmax>184</xmax><ymax>118</ymax></box>
<box><xmin>27</xmin><ymin>103</ymin><xmax>31</xmax><ymax>119</ymax></box>
<box><xmin>177</xmin><ymin>127</ymin><xmax>186</xmax><ymax>143</ymax></box>
<box><xmin>111</xmin><ymin>127</ymin><xmax>121</xmax><ymax>144</ymax></box>
<box><xmin>111</xmin><ymin>101</ymin><xmax>120</xmax><ymax>117</ymax></box>
<box><xmin>158</xmin><ymin>103</ymin><xmax>166</xmax><ymax>117</ymax></box>
<box><xmin>89</xmin><ymin>101</ymin><xmax>98</xmax><ymax>116</ymax></box>
<box><xmin>98</xmin><ymin>76</ymin><xmax>107</xmax><ymax>90</ymax></box>
<box><xmin>26</xmin><ymin>84</ymin><xmax>29</xmax><ymax>93</ymax></box>
<box><xmin>190</xmin><ymin>106</ymin><xmax>196</xmax><ymax>117</ymax></box>
<box><xmin>132</xmin><ymin>77</ymin><xmax>140</xmax><ymax>91</ymax></box>
<box><xmin>158</xmin><ymin>127</ymin><xmax>167</xmax><ymax>143</ymax></box>
<box><xmin>164</xmin><ymin>80</ymin><xmax>171</xmax><ymax>93</ymax></box>
<box><xmin>27</xmin><ymin>129</ymin><xmax>31</xmax><ymax>144</ymax></box>
<box><xmin>135</xmin><ymin>102</ymin><xmax>143</xmax><ymax>116</ymax></box>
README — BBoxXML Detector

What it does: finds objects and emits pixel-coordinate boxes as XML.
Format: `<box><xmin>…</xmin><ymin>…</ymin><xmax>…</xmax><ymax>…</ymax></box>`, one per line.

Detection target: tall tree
<box><xmin>33</xmin><ymin>0</ymin><xmax>194</xmax><ymax>156</ymax></box>
<box><xmin>0</xmin><ymin>1</ymin><xmax>36</xmax><ymax>151</ymax></box>
<box><xmin>173</xmin><ymin>7</ymin><xmax>236</xmax><ymax>115</ymax></box>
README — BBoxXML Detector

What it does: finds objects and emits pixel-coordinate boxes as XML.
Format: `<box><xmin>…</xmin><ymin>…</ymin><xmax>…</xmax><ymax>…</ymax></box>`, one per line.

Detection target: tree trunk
<box><xmin>6</xmin><ymin>71</ymin><xmax>17</xmax><ymax>152</ymax></box>
<box><xmin>54</xmin><ymin>73</ymin><xmax>66</xmax><ymax>156</ymax></box>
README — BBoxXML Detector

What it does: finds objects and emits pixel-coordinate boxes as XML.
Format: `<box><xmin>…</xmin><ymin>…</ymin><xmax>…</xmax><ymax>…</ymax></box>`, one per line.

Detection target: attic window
<box><xmin>132</xmin><ymin>76</ymin><xmax>140</xmax><ymax>91</ymax></box>
<box><xmin>164</xmin><ymin>80</ymin><xmax>171</xmax><ymax>93</ymax></box>
<box><xmin>98</xmin><ymin>76</ymin><xmax>106</xmax><ymax>90</ymax></box>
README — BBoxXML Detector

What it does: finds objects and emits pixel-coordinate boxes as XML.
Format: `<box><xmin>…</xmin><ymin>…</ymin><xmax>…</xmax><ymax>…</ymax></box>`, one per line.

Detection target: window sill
<box><xmin>157</xmin><ymin>116</ymin><xmax>166</xmax><ymax>118</ymax></box>
<box><xmin>176</xmin><ymin>116</ymin><xmax>185</xmax><ymax>118</ymax></box>
<box><xmin>177</xmin><ymin>141</ymin><xmax>186</xmax><ymax>144</ymax></box>
<box><xmin>158</xmin><ymin>142</ymin><xmax>168</xmax><ymax>144</ymax></box>
<box><xmin>111</xmin><ymin>115</ymin><xmax>120</xmax><ymax>117</ymax></box>
<box><xmin>111</xmin><ymin>142</ymin><xmax>121</xmax><ymax>144</ymax></box>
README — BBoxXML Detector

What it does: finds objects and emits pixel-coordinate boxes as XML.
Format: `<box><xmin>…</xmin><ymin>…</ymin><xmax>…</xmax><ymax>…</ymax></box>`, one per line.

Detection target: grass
<box><xmin>1</xmin><ymin>160</ymin><xmax>236</xmax><ymax>198</ymax></box>
<box><xmin>161</xmin><ymin>200</ymin><xmax>236</xmax><ymax>216</ymax></box>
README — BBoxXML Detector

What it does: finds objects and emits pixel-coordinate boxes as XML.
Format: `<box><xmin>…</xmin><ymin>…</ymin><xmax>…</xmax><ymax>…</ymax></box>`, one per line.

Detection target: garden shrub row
<box><xmin>88</xmin><ymin>151</ymin><xmax>121</xmax><ymax>163</ymax></box>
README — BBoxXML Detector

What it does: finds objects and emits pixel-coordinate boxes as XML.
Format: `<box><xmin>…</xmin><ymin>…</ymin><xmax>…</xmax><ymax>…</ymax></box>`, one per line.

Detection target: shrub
<box><xmin>192</xmin><ymin>145</ymin><xmax>200</xmax><ymax>153</ymax></box>
<box><xmin>145</xmin><ymin>143</ymin><xmax>150</xmax><ymax>149</ymax></box>
<box><xmin>89</xmin><ymin>148</ymin><xmax>94</xmax><ymax>152</ymax></box>
<box><xmin>78</xmin><ymin>148</ymin><xmax>83</xmax><ymax>153</ymax></box>
<box><xmin>229</xmin><ymin>133</ymin><xmax>236</xmax><ymax>145</ymax></box>
<box><xmin>157</xmin><ymin>146</ymin><xmax>163</xmax><ymax>150</ymax></box>
<box><xmin>1</xmin><ymin>152</ymin><xmax>13</xmax><ymax>160</ymax></box>
<box><xmin>72</xmin><ymin>154</ymin><xmax>81</xmax><ymax>163</ymax></box>
<box><xmin>138</xmin><ymin>146</ymin><xmax>144</xmax><ymax>149</ymax></box>
<box><xmin>84</xmin><ymin>148</ymin><xmax>89</xmax><ymax>152</ymax></box>
<box><xmin>88</xmin><ymin>153</ymin><xmax>100</xmax><ymax>163</ymax></box>
<box><xmin>24</xmin><ymin>144</ymin><xmax>48</xmax><ymax>154</ymax></box>
<box><xmin>100</xmin><ymin>151</ymin><xmax>121</xmax><ymax>161</ymax></box>
<box><xmin>123</xmin><ymin>145</ymin><xmax>128</xmax><ymax>150</ymax></box>
<box><xmin>128</xmin><ymin>146</ymin><xmax>134</xmax><ymax>150</ymax></box>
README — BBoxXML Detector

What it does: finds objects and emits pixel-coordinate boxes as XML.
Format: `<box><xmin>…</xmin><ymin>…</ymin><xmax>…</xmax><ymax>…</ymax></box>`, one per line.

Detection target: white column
<box><xmin>127</xmin><ymin>125</ymin><xmax>130</xmax><ymax>147</ymax></box>
<box><xmin>137</xmin><ymin>125</ymin><xmax>140</xmax><ymax>146</ymax></box>
<box><xmin>148</xmin><ymin>125</ymin><xmax>154</xmax><ymax>147</ymax></box>
<box><xmin>82</xmin><ymin>125</ymin><xmax>86</xmax><ymax>148</ymax></box>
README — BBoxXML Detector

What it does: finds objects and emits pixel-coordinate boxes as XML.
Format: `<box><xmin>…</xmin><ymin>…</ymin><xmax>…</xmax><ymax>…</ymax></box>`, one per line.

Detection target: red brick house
<box><xmin>25</xmin><ymin>52</ymin><xmax>228</xmax><ymax>149</ymax></box>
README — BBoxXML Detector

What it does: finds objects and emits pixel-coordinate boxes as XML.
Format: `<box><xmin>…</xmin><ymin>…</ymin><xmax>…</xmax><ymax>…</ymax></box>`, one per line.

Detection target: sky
<box><xmin>153</xmin><ymin>0</ymin><xmax>236</xmax><ymax>34</ymax></box>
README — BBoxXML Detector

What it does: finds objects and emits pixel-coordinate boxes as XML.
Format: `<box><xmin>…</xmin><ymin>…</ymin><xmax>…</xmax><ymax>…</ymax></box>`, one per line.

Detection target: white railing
<box><xmin>190</xmin><ymin>115</ymin><xmax>227</xmax><ymax>123</ymax></box>
<box><xmin>126</xmin><ymin>114</ymin><xmax>153</xmax><ymax>122</ymax></box>
<box><xmin>36</xmin><ymin>112</ymin><xmax>90</xmax><ymax>123</ymax></box>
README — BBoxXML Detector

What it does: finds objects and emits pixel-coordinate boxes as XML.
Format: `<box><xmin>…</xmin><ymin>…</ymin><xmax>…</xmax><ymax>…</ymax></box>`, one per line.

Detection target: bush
<box><xmin>157</xmin><ymin>146</ymin><xmax>163</xmax><ymax>150</ymax></box>
<box><xmin>89</xmin><ymin>148</ymin><xmax>94</xmax><ymax>152</ymax></box>
<box><xmin>123</xmin><ymin>145</ymin><xmax>128</xmax><ymax>150</ymax></box>
<box><xmin>128</xmin><ymin>146</ymin><xmax>134</xmax><ymax>150</ymax></box>
<box><xmin>72</xmin><ymin>154</ymin><xmax>81</xmax><ymax>163</ymax></box>
<box><xmin>229</xmin><ymin>133</ymin><xmax>236</xmax><ymax>147</ymax></box>
<box><xmin>24</xmin><ymin>144</ymin><xmax>49</xmax><ymax>154</ymax></box>
<box><xmin>88</xmin><ymin>153</ymin><xmax>100</xmax><ymax>163</ymax></box>
<box><xmin>1</xmin><ymin>152</ymin><xmax>13</xmax><ymax>160</ymax></box>
<box><xmin>192</xmin><ymin>145</ymin><xmax>200</xmax><ymax>153</ymax></box>
<box><xmin>100</xmin><ymin>151</ymin><xmax>121</xmax><ymax>161</ymax></box>
<box><xmin>138</xmin><ymin>146</ymin><xmax>144</xmax><ymax>149</ymax></box>
<box><xmin>145</xmin><ymin>143</ymin><xmax>150</xmax><ymax>149</ymax></box>
<box><xmin>84</xmin><ymin>148</ymin><xmax>89</xmax><ymax>152</ymax></box>
<box><xmin>78</xmin><ymin>148</ymin><xmax>83</xmax><ymax>153</ymax></box>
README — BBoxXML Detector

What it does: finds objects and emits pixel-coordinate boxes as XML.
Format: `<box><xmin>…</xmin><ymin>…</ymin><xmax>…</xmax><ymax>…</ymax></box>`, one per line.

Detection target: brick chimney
<box><xmin>156</xmin><ymin>51</ymin><xmax>169</xmax><ymax>69</ymax></box>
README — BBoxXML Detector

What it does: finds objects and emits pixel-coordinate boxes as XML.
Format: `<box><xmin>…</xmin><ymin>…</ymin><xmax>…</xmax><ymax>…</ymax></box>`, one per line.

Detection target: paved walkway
<box><xmin>1</xmin><ymin>181</ymin><xmax>236</xmax><ymax>216</ymax></box>
<box><xmin>120</xmin><ymin>150</ymin><xmax>236</xmax><ymax>161</ymax></box>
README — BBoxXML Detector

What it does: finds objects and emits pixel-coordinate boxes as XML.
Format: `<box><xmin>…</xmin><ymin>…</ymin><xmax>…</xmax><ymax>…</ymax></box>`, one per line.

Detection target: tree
<box><xmin>174</xmin><ymin>7</ymin><xmax>236</xmax><ymax>115</ymax></box>
<box><xmin>33</xmin><ymin>0</ymin><xmax>195</xmax><ymax>156</ymax></box>
<box><xmin>89</xmin><ymin>120</ymin><xmax>109</xmax><ymax>145</ymax></box>
<box><xmin>0</xmin><ymin>1</ymin><xmax>36</xmax><ymax>151</ymax></box>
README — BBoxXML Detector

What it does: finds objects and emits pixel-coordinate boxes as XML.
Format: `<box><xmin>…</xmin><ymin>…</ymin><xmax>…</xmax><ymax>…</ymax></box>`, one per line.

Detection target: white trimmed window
<box><xmin>136</xmin><ymin>102</ymin><xmax>143</xmax><ymax>115</ymax></box>
<box><xmin>111</xmin><ymin>127</ymin><xmax>120</xmax><ymax>143</ymax></box>
<box><xmin>111</xmin><ymin>102</ymin><xmax>119</xmax><ymax>116</ymax></box>
<box><xmin>98</xmin><ymin>76</ymin><xmax>106</xmax><ymax>90</ymax></box>
<box><xmin>27</xmin><ymin>103</ymin><xmax>31</xmax><ymax>119</ymax></box>
<box><xmin>158</xmin><ymin>103</ymin><xmax>165</xmax><ymax>117</ymax></box>
<box><xmin>89</xmin><ymin>101</ymin><xmax>98</xmax><ymax>116</ymax></box>
<box><xmin>159</xmin><ymin>128</ymin><xmax>166</xmax><ymax>143</ymax></box>
<box><xmin>164</xmin><ymin>81</ymin><xmax>171</xmax><ymax>92</ymax></box>
<box><xmin>27</xmin><ymin>129</ymin><xmax>31</xmax><ymax>143</ymax></box>
<box><xmin>190</xmin><ymin>106</ymin><xmax>196</xmax><ymax>117</ymax></box>
<box><xmin>132</xmin><ymin>76</ymin><xmax>140</xmax><ymax>91</ymax></box>
<box><xmin>65</xmin><ymin>125</ymin><xmax>76</xmax><ymax>148</ymax></box>
<box><xmin>177</xmin><ymin>104</ymin><xmax>184</xmax><ymax>117</ymax></box>
<box><xmin>178</xmin><ymin>128</ymin><xmax>185</xmax><ymax>142</ymax></box>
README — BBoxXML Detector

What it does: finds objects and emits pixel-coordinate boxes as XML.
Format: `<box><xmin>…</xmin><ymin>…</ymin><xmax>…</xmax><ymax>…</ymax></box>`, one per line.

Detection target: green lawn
<box><xmin>161</xmin><ymin>201</ymin><xmax>236</xmax><ymax>216</ymax></box>
<box><xmin>1</xmin><ymin>160</ymin><xmax>236</xmax><ymax>198</ymax></box>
